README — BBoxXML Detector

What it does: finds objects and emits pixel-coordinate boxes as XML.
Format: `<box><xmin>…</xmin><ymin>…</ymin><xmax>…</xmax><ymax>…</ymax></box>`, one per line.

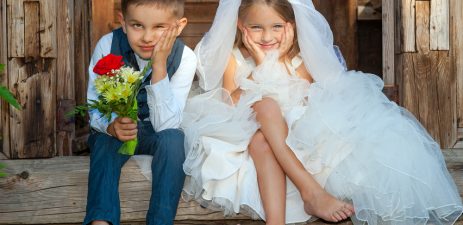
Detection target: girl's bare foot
<box><xmin>303</xmin><ymin>190</ymin><xmax>354</xmax><ymax>222</ymax></box>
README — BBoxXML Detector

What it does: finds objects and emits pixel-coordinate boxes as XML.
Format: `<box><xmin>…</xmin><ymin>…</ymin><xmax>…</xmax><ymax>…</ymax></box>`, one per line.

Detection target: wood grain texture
<box><xmin>430</xmin><ymin>0</ymin><xmax>450</xmax><ymax>50</ymax></box>
<box><xmin>7</xmin><ymin>0</ymin><xmax>24</xmax><ymax>58</ymax></box>
<box><xmin>39</xmin><ymin>0</ymin><xmax>57</xmax><ymax>57</ymax></box>
<box><xmin>382</xmin><ymin>0</ymin><xmax>395</xmax><ymax>85</ymax></box>
<box><xmin>56</xmin><ymin>0</ymin><xmax>75</xmax><ymax>156</ymax></box>
<box><xmin>0</xmin><ymin>0</ymin><xmax>10</xmax><ymax>157</ymax></box>
<box><xmin>451</xmin><ymin>0</ymin><xmax>463</xmax><ymax>129</ymax></box>
<box><xmin>0</xmin><ymin>151</ymin><xmax>462</xmax><ymax>224</ymax></box>
<box><xmin>400</xmin><ymin>0</ymin><xmax>416</xmax><ymax>52</ymax></box>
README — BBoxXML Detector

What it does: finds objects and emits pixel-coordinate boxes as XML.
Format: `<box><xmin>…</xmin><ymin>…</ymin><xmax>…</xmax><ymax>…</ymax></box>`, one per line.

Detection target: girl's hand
<box><xmin>278</xmin><ymin>23</ymin><xmax>294</xmax><ymax>60</ymax></box>
<box><xmin>242</xmin><ymin>28</ymin><xmax>266</xmax><ymax>65</ymax></box>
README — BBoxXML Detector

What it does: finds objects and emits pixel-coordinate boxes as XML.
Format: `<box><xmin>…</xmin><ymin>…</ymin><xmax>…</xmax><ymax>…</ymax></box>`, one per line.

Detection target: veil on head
<box><xmin>195</xmin><ymin>0</ymin><xmax>345</xmax><ymax>91</ymax></box>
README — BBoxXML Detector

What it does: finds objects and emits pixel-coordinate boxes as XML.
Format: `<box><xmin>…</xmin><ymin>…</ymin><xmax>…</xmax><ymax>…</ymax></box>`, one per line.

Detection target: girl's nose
<box><xmin>261</xmin><ymin>30</ymin><xmax>273</xmax><ymax>43</ymax></box>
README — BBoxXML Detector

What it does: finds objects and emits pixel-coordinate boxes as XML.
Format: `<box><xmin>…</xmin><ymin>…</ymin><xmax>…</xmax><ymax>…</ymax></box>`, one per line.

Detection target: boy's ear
<box><xmin>118</xmin><ymin>12</ymin><xmax>127</xmax><ymax>33</ymax></box>
<box><xmin>176</xmin><ymin>17</ymin><xmax>188</xmax><ymax>36</ymax></box>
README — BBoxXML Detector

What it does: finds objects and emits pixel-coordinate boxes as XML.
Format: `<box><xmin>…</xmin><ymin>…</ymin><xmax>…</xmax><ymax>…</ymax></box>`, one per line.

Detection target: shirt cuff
<box><xmin>146</xmin><ymin>75</ymin><xmax>173</xmax><ymax>105</ymax></box>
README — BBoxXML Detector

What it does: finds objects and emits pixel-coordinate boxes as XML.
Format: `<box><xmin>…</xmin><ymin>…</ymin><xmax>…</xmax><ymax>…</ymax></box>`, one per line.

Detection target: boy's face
<box><xmin>120</xmin><ymin>4</ymin><xmax>187</xmax><ymax>59</ymax></box>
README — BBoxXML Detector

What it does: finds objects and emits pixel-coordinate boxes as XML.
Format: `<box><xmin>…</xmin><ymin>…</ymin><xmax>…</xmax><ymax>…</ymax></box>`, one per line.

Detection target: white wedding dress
<box><xmin>161</xmin><ymin>0</ymin><xmax>463</xmax><ymax>224</ymax></box>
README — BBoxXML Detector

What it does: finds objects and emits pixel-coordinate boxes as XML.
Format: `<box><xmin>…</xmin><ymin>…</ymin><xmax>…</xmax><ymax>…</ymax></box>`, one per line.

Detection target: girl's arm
<box><xmin>296</xmin><ymin>63</ymin><xmax>314</xmax><ymax>83</ymax></box>
<box><xmin>223</xmin><ymin>54</ymin><xmax>242</xmax><ymax>103</ymax></box>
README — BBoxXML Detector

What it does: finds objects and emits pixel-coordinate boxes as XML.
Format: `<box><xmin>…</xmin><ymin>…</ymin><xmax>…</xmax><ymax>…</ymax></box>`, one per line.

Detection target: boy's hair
<box><xmin>121</xmin><ymin>0</ymin><xmax>185</xmax><ymax>18</ymax></box>
<box><xmin>235</xmin><ymin>0</ymin><xmax>300</xmax><ymax>60</ymax></box>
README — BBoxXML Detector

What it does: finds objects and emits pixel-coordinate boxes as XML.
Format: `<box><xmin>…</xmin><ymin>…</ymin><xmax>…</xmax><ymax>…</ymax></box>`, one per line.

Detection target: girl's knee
<box><xmin>249</xmin><ymin>131</ymin><xmax>273</xmax><ymax>158</ymax></box>
<box><xmin>253</xmin><ymin>98</ymin><xmax>281</xmax><ymax>120</ymax></box>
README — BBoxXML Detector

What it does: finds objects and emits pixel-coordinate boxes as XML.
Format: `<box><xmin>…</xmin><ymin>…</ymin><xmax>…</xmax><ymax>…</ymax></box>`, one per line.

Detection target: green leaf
<box><xmin>0</xmin><ymin>64</ymin><xmax>4</xmax><ymax>73</ymax></box>
<box><xmin>0</xmin><ymin>163</ymin><xmax>6</xmax><ymax>178</ymax></box>
<box><xmin>0</xmin><ymin>85</ymin><xmax>21</xmax><ymax>109</ymax></box>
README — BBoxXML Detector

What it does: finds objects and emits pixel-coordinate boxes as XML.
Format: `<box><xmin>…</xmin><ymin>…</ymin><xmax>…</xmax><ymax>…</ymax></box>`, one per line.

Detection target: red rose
<box><xmin>93</xmin><ymin>54</ymin><xmax>124</xmax><ymax>76</ymax></box>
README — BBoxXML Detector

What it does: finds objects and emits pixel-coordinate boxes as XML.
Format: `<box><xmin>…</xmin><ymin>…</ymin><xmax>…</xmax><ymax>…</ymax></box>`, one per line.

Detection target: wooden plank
<box><xmin>7</xmin><ymin>0</ymin><xmax>24</xmax><ymax>58</ymax></box>
<box><xmin>382</xmin><ymin>0</ymin><xmax>395</xmax><ymax>85</ymax></box>
<box><xmin>73</xmin><ymin>0</ymin><xmax>91</xmax><ymax>143</ymax></box>
<box><xmin>56</xmin><ymin>0</ymin><xmax>75</xmax><ymax>156</ymax></box>
<box><xmin>401</xmin><ymin>53</ymin><xmax>420</xmax><ymax>116</ymax></box>
<box><xmin>313</xmin><ymin>0</ymin><xmax>358</xmax><ymax>70</ymax></box>
<box><xmin>434</xmin><ymin>50</ymin><xmax>456</xmax><ymax>148</ymax></box>
<box><xmin>39</xmin><ymin>0</ymin><xmax>57</xmax><ymax>58</ymax></box>
<box><xmin>451</xmin><ymin>0</ymin><xmax>463</xmax><ymax>129</ymax></box>
<box><xmin>24</xmin><ymin>1</ymin><xmax>40</xmax><ymax>61</ymax></box>
<box><xmin>91</xmin><ymin>0</ymin><xmax>115</xmax><ymax>50</ymax></box>
<box><xmin>430</xmin><ymin>0</ymin><xmax>450</xmax><ymax>50</ymax></box>
<box><xmin>400</xmin><ymin>0</ymin><xmax>416</xmax><ymax>52</ymax></box>
<box><xmin>0</xmin><ymin>0</ymin><xmax>10</xmax><ymax>158</ymax></box>
<box><xmin>413</xmin><ymin>1</ymin><xmax>441</xmax><ymax>144</ymax></box>
<box><xmin>8</xmin><ymin>57</ymin><xmax>56</xmax><ymax>158</ymax></box>
<box><xmin>0</xmin><ymin>152</ymin><xmax>462</xmax><ymax>224</ymax></box>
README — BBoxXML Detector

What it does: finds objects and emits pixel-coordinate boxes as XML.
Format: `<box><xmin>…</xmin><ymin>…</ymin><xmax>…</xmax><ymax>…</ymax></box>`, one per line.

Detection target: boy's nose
<box><xmin>142</xmin><ymin>31</ymin><xmax>155</xmax><ymax>43</ymax></box>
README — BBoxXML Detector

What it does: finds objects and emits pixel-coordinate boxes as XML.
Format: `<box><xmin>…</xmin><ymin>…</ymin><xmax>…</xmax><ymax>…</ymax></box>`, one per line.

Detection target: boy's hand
<box><xmin>151</xmin><ymin>23</ymin><xmax>179</xmax><ymax>83</ymax></box>
<box><xmin>278</xmin><ymin>23</ymin><xmax>294</xmax><ymax>60</ymax></box>
<box><xmin>107</xmin><ymin>117</ymin><xmax>138</xmax><ymax>142</ymax></box>
<box><xmin>242</xmin><ymin>28</ymin><xmax>266</xmax><ymax>65</ymax></box>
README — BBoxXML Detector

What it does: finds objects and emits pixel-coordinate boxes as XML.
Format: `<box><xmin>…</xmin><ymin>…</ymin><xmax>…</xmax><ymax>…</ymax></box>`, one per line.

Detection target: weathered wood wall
<box><xmin>1</xmin><ymin>149</ymin><xmax>462</xmax><ymax>224</ymax></box>
<box><xmin>0</xmin><ymin>0</ymin><xmax>91</xmax><ymax>158</ymax></box>
<box><xmin>388</xmin><ymin>0</ymin><xmax>462</xmax><ymax>148</ymax></box>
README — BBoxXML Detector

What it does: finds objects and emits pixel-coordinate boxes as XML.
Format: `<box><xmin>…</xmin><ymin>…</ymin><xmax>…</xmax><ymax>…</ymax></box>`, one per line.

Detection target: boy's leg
<box><xmin>83</xmin><ymin>131</ymin><xmax>130</xmax><ymax>225</ymax></box>
<box><xmin>136</xmin><ymin>123</ymin><xmax>186</xmax><ymax>225</ymax></box>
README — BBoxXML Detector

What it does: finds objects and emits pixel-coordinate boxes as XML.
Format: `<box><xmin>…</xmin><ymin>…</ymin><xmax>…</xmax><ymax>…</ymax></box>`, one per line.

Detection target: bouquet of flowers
<box><xmin>71</xmin><ymin>54</ymin><xmax>150</xmax><ymax>155</ymax></box>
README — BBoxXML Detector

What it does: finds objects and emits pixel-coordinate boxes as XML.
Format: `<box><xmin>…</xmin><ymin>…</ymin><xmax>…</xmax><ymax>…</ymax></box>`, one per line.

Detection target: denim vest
<box><xmin>110</xmin><ymin>28</ymin><xmax>185</xmax><ymax>121</ymax></box>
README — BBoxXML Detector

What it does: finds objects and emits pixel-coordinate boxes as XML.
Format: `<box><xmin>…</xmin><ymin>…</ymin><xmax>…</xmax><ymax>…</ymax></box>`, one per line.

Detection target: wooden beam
<box><xmin>430</xmin><ymin>0</ymin><xmax>450</xmax><ymax>50</ymax></box>
<box><xmin>451</xmin><ymin>0</ymin><xmax>463</xmax><ymax>129</ymax></box>
<box><xmin>0</xmin><ymin>0</ymin><xmax>10</xmax><ymax>157</ymax></box>
<box><xmin>1</xmin><ymin>150</ymin><xmax>462</xmax><ymax>224</ymax></box>
<box><xmin>382</xmin><ymin>0</ymin><xmax>395</xmax><ymax>85</ymax></box>
<box><xmin>56</xmin><ymin>0</ymin><xmax>75</xmax><ymax>156</ymax></box>
<box><xmin>400</xmin><ymin>0</ymin><xmax>416</xmax><ymax>52</ymax></box>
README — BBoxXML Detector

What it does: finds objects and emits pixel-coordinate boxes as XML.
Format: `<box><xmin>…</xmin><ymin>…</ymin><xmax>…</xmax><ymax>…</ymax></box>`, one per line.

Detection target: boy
<box><xmin>83</xmin><ymin>0</ymin><xmax>196</xmax><ymax>225</ymax></box>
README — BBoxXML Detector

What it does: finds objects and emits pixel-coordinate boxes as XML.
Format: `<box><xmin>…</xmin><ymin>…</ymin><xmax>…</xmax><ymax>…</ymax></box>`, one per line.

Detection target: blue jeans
<box><xmin>83</xmin><ymin>121</ymin><xmax>186</xmax><ymax>225</ymax></box>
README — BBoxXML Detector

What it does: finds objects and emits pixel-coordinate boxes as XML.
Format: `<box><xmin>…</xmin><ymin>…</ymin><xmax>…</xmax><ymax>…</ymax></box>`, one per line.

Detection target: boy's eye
<box><xmin>132</xmin><ymin>24</ymin><xmax>143</xmax><ymax>29</ymax></box>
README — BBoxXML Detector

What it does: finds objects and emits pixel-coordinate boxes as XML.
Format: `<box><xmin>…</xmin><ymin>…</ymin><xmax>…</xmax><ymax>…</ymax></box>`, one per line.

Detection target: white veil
<box><xmin>196</xmin><ymin>0</ymin><xmax>345</xmax><ymax>92</ymax></box>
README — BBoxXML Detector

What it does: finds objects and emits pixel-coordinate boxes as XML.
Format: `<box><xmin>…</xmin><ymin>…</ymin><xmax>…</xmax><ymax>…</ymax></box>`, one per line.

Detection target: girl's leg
<box><xmin>253</xmin><ymin>98</ymin><xmax>354</xmax><ymax>222</ymax></box>
<box><xmin>249</xmin><ymin>131</ymin><xmax>286</xmax><ymax>225</ymax></box>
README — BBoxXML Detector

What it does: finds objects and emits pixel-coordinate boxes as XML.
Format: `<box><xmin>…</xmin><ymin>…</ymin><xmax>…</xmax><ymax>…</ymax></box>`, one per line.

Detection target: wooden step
<box><xmin>0</xmin><ymin>149</ymin><xmax>462</xmax><ymax>224</ymax></box>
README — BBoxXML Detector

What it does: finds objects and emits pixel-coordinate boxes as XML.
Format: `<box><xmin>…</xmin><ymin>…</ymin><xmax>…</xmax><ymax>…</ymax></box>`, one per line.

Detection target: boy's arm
<box><xmin>145</xmin><ymin>46</ymin><xmax>197</xmax><ymax>132</ymax></box>
<box><xmin>87</xmin><ymin>33</ymin><xmax>118</xmax><ymax>135</ymax></box>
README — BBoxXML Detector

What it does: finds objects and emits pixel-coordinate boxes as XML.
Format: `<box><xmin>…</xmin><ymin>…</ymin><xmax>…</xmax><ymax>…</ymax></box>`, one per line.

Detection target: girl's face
<box><xmin>239</xmin><ymin>4</ymin><xmax>289</xmax><ymax>52</ymax></box>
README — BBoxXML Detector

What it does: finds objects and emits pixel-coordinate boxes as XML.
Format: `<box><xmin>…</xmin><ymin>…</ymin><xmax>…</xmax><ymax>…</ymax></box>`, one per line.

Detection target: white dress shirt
<box><xmin>87</xmin><ymin>32</ymin><xmax>197</xmax><ymax>134</ymax></box>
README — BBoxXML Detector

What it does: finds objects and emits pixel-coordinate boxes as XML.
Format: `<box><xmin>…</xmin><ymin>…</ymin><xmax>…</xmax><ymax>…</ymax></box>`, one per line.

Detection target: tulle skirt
<box><xmin>180</xmin><ymin>69</ymin><xmax>462</xmax><ymax>224</ymax></box>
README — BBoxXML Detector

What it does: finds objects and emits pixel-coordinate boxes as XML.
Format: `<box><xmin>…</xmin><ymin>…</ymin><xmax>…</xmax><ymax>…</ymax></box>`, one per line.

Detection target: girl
<box><xmin>181</xmin><ymin>0</ymin><xmax>463</xmax><ymax>224</ymax></box>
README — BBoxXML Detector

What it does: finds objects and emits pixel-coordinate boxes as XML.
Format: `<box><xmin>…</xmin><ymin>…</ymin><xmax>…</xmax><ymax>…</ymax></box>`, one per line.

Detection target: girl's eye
<box><xmin>250</xmin><ymin>25</ymin><xmax>262</xmax><ymax>30</ymax></box>
<box><xmin>273</xmin><ymin>24</ymin><xmax>284</xmax><ymax>30</ymax></box>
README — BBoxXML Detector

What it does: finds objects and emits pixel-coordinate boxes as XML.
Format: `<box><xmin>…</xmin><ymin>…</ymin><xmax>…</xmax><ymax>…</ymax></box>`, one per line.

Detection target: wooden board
<box><xmin>430</xmin><ymin>0</ymin><xmax>450</xmax><ymax>50</ymax></box>
<box><xmin>0</xmin><ymin>151</ymin><xmax>462</xmax><ymax>224</ymax></box>
<box><xmin>56</xmin><ymin>0</ymin><xmax>75</xmax><ymax>156</ymax></box>
<box><xmin>451</xmin><ymin>0</ymin><xmax>463</xmax><ymax>129</ymax></box>
<box><xmin>382</xmin><ymin>0</ymin><xmax>395</xmax><ymax>85</ymax></box>
<box><xmin>0</xmin><ymin>0</ymin><xmax>10</xmax><ymax>157</ymax></box>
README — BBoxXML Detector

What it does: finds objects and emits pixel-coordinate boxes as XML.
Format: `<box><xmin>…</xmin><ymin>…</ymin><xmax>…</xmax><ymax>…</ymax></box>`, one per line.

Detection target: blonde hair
<box><xmin>235</xmin><ymin>0</ymin><xmax>300</xmax><ymax>60</ymax></box>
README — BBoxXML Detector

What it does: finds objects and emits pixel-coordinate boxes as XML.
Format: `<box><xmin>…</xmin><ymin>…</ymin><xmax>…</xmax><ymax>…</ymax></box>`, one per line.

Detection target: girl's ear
<box><xmin>176</xmin><ymin>17</ymin><xmax>188</xmax><ymax>36</ymax></box>
<box><xmin>118</xmin><ymin>12</ymin><xmax>127</xmax><ymax>33</ymax></box>
<box><xmin>237</xmin><ymin>20</ymin><xmax>244</xmax><ymax>32</ymax></box>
